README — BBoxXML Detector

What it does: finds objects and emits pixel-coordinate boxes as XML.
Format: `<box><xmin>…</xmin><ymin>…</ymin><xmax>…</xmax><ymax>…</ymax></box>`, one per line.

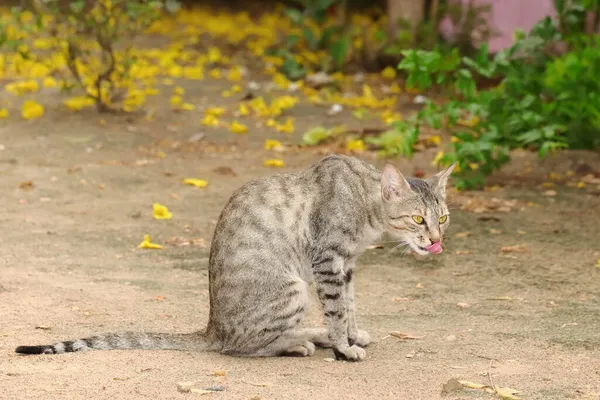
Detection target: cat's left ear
<box><xmin>427</xmin><ymin>162</ymin><xmax>457</xmax><ymax>198</ymax></box>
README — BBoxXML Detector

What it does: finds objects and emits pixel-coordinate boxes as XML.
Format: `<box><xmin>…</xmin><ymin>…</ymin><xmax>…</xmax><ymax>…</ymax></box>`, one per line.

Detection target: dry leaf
<box><xmin>455</xmin><ymin>231</ymin><xmax>472</xmax><ymax>238</ymax></box>
<box><xmin>19</xmin><ymin>181</ymin><xmax>34</xmax><ymax>190</ymax></box>
<box><xmin>500</xmin><ymin>245</ymin><xmax>529</xmax><ymax>253</ymax></box>
<box><xmin>389</xmin><ymin>331</ymin><xmax>425</xmax><ymax>340</ymax></box>
<box><xmin>458</xmin><ymin>380</ymin><xmax>489</xmax><ymax>390</ymax></box>
<box><xmin>487</xmin><ymin>296</ymin><xmax>514</xmax><ymax>301</ymax></box>
<box><xmin>495</xmin><ymin>386</ymin><xmax>522</xmax><ymax>400</ymax></box>
<box><xmin>35</xmin><ymin>325</ymin><xmax>51</xmax><ymax>330</ymax></box>
<box><xmin>154</xmin><ymin>295</ymin><xmax>165</xmax><ymax>301</ymax></box>
<box><xmin>213</xmin><ymin>370</ymin><xmax>227</xmax><ymax>377</ymax></box>
<box><xmin>243</xmin><ymin>381</ymin><xmax>272</xmax><ymax>387</ymax></box>
<box><xmin>213</xmin><ymin>166</ymin><xmax>236</xmax><ymax>176</ymax></box>
<box><xmin>165</xmin><ymin>236</ymin><xmax>206</xmax><ymax>247</ymax></box>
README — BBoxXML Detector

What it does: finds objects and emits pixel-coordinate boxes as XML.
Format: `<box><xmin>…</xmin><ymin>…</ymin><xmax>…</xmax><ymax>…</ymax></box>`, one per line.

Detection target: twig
<box><xmin>487</xmin><ymin>358</ymin><xmax>496</xmax><ymax>391</ymax></box>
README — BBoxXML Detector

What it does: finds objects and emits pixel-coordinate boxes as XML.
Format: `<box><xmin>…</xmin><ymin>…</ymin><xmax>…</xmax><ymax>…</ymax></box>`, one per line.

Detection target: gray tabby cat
<box><xmin>16</xmin><ymin>154</ymin><xmax>455</xmax><ymax>361</ymax></box>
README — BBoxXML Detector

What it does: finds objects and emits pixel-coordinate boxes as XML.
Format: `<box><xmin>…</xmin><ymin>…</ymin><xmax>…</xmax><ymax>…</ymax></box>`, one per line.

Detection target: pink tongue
<box><xmin>426</xmin><ymin>242</ymin><xmax>443</xmax><ymax>254</ymax></box>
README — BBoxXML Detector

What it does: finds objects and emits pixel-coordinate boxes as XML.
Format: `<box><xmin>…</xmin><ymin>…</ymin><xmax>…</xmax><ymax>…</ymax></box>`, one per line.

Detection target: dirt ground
<box><xmin>2</xmin><ymin>68</ymin><xmax>600</xmax><ymax>400</ymax></box>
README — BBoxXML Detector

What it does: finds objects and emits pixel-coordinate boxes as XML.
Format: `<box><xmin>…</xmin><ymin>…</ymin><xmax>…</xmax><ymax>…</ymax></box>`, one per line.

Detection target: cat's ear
<box><xmin>381</xmin><ymin>163</ymin><xmax>412</xmax><ymax>202</ymax></box>
<box><xmin>427</xmin><ymin>162</ymin><xmax>457</xmax><ymax>197</ymax></box>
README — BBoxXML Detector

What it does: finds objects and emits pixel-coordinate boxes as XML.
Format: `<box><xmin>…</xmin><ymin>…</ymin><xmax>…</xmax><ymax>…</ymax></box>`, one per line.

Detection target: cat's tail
<box><xmin>15</xmin><ymin>331</ymin><xmax>210</xmax><ymax>355</ymax></box>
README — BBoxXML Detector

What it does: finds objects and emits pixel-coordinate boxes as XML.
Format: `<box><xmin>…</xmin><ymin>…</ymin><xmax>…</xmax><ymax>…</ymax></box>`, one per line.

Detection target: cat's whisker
<box><xmin>388</xmin><ymin>242</ymin><xmax>409</xmax><ymax>256</ymax></box>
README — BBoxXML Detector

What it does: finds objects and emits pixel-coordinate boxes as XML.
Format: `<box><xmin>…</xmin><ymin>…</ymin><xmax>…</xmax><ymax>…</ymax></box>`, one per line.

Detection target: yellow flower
<box><xmin>273</xmin><ymin>73</ymin><xmax>289</xmax><ymax>89</ymax></box>
<box><xmin>43</xmin><ymin>77</ymin><xmax>58</xmax><ymax>88</ymax></box>
<box><xmin>181</xmin><ymin>103</ymin><xmax>195</xmax><ymax>111</ymax></box>
<box><xmin>209</xmin><ymin>68</ymin><xmax>222</xmax><ymax>79</ymax></box>
<box><xmin>238</xmin><ymin>103</ymin><xmax>250</xmax><ymax>116</ymax></box>
<box><xmin>227</xmin><ymin>67</ymin><xmax>242</xmax><ymax>81</ymax></box>
<box><xmin>346</xmin><ymin>139</ymin><xmax>365</xmax><ymax>152</ymax></box>
<box><xmin>138</xmin><ymin>234</ymin><xmax>163</xmax><ymax>249</ymax></box>
<box><xmin>205</xmin><ymin>107</ymin><xmax>225</xmax><ymax>117</ymax></box>
<box><xmin>0</xmin><ymin>108</ymin><xmax>8</xmax><ymax>119</ymax></box>
<box><xmin>426</xmin><ymin>135</ymin><xmax>441</xmax><ymax>146</ymax></box>
<box><xmin>174</xmin><ymin>86</ymin><xmax>185</xmax><ymax>95</ymax></box>
<box><xmin>201</xmin><ymin>114</ymin><xmax>220</xmax><ymax>127</ymax></box>
<box><xmin>264</xmin><ymin>139</ymin><xmax>282</xmax><ymax>150</ymax></box>
<box><xmin>183</xmin><ymin>66</ymin><xmax>204</xmax><ymax>80</ymax></box>
<box><xmin>152</xmin><ymin>203</ymin><xmax>172</xmax><ymax>220</ymax></box>
<box><xmin>230</xmin><ymin>121</ymin><xmax>249</xmax><ymax>134</ymax></box>
<box><xmin>221</xmin><ymin>90</ymin><xmax>233</xmax><ymax>98</ymax></box>
<box><xmin>64</xmin><ymin>96</ymin><xmax>95</xmax><ymax>111</ymax></box>
<box><xmin>264</xmin><ymin>159</ymin><xmax>285</xmax><ymax>167</ymax></box>
<box><xmin>183</xmin><ymin>178</ymin><xmax>208</xmax><ymax>188</ymax></box>
<box><xmin>457</xmin><ymin>116</ymin><xmax>480</xmax><ymax>127</ymax></box>
<box><xmin>170</xmin><ymin>95</ymin><xmax>183</xmax><ymax>107</ymax></box>
<box><xmin>168</xmin><ymin>65</ymin><xmax>183</xmax><ymax>78</ymax></box>
<box><xmin>388</xmin><ymin>82</ymin><xmax>402</xmax><ymax>94</ymax></box>
<box><xmin>275</xmin><ymin>118</ymin><xmax>295</xmax><ymax>134</ymax></box>
<box><xmin>208</xmin><ymin>47</ymin><xmax>222</xmax><ymax>63</ymax></box>
<box><xmin>21</xmin><ymin>100</ymin><xmax>44</xmax><ymax>120</ymax></box>
<box><xmin>381</xmin><ymin>66</ymin><xmax>397</xmax><ymax>80</ymax></box>
<box><xmin>380</xmin><ymin>110</ymin><xmax>401</xmax><ymax>125</ymax></box>
<box><xmin>231</xmin><ymin>84</ymin><xmax>242</xmax><ymax>93</ymax></box>
<box><xmin>451</xmin><ymin>136</ymin><xmax>460</xmax><ymax>143</ymax></box>
<box><xmin>577</xmin><ymin>181</ymin><xmax>585</xmax><ymax>189</ymax></box>
<box><xmin>266</xmin><ymin>119</ymin><xmax>276</xmax><ymax>127</ymax></box>
<box><xmin>432</xmin><ymin>151</ymin><xmax>444</xmax><ymax>166</ymax></box>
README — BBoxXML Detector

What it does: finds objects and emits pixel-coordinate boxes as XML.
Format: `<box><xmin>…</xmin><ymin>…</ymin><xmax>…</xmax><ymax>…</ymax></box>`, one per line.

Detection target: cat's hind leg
<box><xmin>248</xmin><ymin>329</ymin><xmax>316</xmax><ymax>357</ymax></box>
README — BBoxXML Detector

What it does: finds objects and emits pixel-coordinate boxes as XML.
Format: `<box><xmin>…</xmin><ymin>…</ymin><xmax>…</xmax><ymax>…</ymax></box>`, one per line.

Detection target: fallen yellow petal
<box><xmin>0</xmin><ymin>108</ymin><xmax>8</xmax><ymax>119</ymax></box>
<box><xmin>183</xmin><ymin>178</ymin><xmax>208</xmax><ymax>188</ymax></box>
<box><xmin>21</xmin><ymin>100</ymin><xmax>44</xmax><ymax>120</ymax></box>
<box><xmin>264</xmin><ymin>139</ymin><xmax>282</xmax><ymax>150</ymax></box>
<box><xmin>264</xmin><ymin>159</ymin><xmax>285</xmax><ymax>167</ymax></box>
<box><xmin>230</xmin><ymin>121</ymin><xmax>249</xmax><ymax>134</ymax></box>
<box><xmin>346</xmin><ymin>139</ymin><xmax>365</xmax><ymax>152</ymax></box>
<box><xmin>138</xmin><ymin>234</ymin><xmax>163</xmax><ymax>249</ymax></box>
<box><xmin>152</xmin><ymin>203</ymin><xmax>172</xmax><ymax>220</ymax></box>
<box><xmin>381</xmin><ymin>66</ymin><xmax>397</xmax><ymax>80</ymax></box>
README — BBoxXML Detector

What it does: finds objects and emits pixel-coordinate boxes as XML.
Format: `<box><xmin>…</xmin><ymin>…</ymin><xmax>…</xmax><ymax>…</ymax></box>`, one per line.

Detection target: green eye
<box><xmin>412</xmin><ymin>215</ymin><xmax>424</xmax><ymax>224</ymax></box>
<box><xmin>439</xmin><ymin>215</ymin><xmax>448</xmax><ymax>223</ymax></box>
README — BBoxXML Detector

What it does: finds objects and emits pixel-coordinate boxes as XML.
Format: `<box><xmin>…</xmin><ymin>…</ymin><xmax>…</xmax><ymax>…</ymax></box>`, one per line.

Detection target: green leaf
<box><xmin>330</xmin><ymin>36</ymin><xmax>350</xmax><ymax>68</ymax></box>
<box><xmin>285</xmin><ymin>8</ymin><xmax>303</xmax><ymax>25</ymax></box>
<box><xmin>70</xmin><ymin>0</ymin><xmax>85</xmax><ymax>13</ymax></box>
<box><xmin>302</xmin><ymin>127</ymin><xmax>333</xmax><ymax>146</ymax></box>
<box><xmin>302</xmin><ymin>28</ymin><xmax>317</xmax><ymax>50</ymax></box>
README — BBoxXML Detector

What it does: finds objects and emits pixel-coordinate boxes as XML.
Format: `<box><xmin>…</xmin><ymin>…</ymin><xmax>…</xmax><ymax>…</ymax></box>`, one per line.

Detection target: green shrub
<box><xmin>370</xmin><ymin>1</ymin><xmax>600</xmax><ymax>189</ymax></box>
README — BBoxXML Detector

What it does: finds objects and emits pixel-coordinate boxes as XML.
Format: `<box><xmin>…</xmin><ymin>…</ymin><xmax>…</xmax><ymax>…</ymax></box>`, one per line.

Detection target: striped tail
<box><xmin>15</xmin><ymin>331</ymin><xmax>208</xmax><ymax>355</ymax></box>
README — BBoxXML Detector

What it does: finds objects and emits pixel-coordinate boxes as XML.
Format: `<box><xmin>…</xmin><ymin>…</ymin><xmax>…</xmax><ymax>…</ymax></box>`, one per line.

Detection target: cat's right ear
<box><xmin>381</xmin><ymin>163</ymin><xmax>412</xmax><ymax>202</ymax></box>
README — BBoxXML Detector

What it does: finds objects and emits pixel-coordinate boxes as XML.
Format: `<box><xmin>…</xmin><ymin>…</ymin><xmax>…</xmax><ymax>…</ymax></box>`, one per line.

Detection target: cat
<box><xmin>15</xmin><ymin>154</ymin><xmax>455</xmax><ymax>362</ymax></box>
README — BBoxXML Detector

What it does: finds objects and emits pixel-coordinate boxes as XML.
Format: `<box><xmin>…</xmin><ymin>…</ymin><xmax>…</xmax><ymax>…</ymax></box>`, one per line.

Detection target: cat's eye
<box><xmin>439</xmin><ymin>215</ymin><xmax>448</xmax><ymax>224</ymax></box>
<box><xmin>412</xmin><ymin>215</ymin><xmax>424</xmax><ymax>224</ymax></box>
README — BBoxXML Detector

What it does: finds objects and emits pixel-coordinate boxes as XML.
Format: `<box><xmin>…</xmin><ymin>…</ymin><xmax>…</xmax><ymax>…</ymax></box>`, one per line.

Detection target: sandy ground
<box><xmin>1</xmin><ymin>76</ymin><xmax>600</xmax><ymax>400</ymax></box>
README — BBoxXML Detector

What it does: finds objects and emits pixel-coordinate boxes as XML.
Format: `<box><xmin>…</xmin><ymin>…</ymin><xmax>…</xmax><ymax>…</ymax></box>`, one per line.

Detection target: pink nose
<box><xmin>425</xmin><ymin>241</ymin><xmax>443</xmax><ymax>254</ymax></box>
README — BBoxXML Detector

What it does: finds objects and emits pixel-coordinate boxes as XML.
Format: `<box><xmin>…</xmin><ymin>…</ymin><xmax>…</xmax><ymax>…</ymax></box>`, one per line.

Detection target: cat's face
<box><xmin>380</xmin><ymin>163</ymin><xmax>456</xmax><ymax>256</ymax></box>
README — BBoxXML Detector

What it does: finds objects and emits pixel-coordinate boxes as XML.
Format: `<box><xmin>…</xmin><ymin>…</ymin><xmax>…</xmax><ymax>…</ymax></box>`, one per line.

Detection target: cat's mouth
<box><xmin>417</xmin><ymin>242</ymin><xmax>443</xmax><ymax>254</ymax></box>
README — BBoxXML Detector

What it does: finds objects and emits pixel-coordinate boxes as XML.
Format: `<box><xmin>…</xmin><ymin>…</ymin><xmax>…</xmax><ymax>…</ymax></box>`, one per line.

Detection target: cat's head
<box><xmin>380</xmin><ymin>162</ymin><xmax>457</xmax><ymax>255</ymax></box>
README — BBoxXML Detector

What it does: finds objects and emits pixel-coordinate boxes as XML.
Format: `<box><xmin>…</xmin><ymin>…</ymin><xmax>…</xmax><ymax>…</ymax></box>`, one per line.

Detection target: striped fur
<box><xmin>16</xmin><ymin>155</ymin><xmax>455</xmax><ymax>361</ymax></box>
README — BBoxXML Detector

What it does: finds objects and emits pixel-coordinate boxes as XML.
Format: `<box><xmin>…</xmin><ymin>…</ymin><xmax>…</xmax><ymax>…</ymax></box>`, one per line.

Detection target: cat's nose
<box><xmin>429</xmin><ymin>238</ymin><xmax>441</xmax><ymax>245</ymax></box>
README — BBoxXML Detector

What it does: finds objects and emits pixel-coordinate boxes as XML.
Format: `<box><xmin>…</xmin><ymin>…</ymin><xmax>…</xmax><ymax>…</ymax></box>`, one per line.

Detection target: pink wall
<box><xmin>441</xmin><ymin>0</ymin><xmax>557</xmax><ymax>52</ymax></box>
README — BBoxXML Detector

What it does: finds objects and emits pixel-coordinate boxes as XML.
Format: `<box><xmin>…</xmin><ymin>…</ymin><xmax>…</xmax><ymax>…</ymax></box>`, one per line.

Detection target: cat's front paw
<box><xmin>332</xmin><ymin>344</ymin><xmax>366</xmax><ymax>362</ymax></box>
<box><xmin>348</xmin><ymin>329</ymin><xmax>371</xmax><ymax>348</ymax></box>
